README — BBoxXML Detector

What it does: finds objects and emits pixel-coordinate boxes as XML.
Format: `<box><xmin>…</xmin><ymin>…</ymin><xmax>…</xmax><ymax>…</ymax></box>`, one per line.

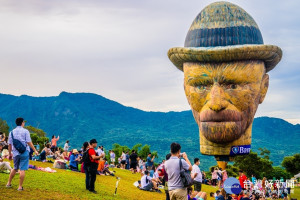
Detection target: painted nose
<box><xmin>208</xmin><ymin>84</ymin><xmax>228</xmax><ymax>112</ymax></box>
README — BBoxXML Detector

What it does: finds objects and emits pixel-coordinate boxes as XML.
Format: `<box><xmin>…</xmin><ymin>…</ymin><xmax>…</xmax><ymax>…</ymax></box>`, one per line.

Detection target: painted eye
<box><xmin>196</xmin><ymin>85</ymin><xmax>206</xmax><ymax>90</ymax></box>
<box><xmin>230</xmin><ymin>84</ymin><xmax>237</xmax><ymax>89</ymax></box>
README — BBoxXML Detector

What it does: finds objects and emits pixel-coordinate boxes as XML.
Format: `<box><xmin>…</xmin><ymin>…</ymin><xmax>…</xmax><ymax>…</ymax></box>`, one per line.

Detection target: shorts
<box><xmin>143</xmin><ymin>182</ymin><xmax>153</xmax><ymax>191</ymax></box>
<box><xmin>13</xmin><ymin>151</ymin><xmax>29</xmax><ymax>171</ymax></box>
<box><xmin>111</xmin><ymin>158</ymin><xmax>115</xmax><ymax>163</ymax></box>
<box><xmin>121</xmin><ymin>160</ymin><xmax>126</xmax><ymax>165</ymax></box>
<box><xmin>193</xmin><ymin>180</ymin><xmax>202</xmax><ymax>192</ymax></box>
<box><xmin>130</xmin><ymin>162</ymin><xmax>137</xmax><ymax>169</ymax></box>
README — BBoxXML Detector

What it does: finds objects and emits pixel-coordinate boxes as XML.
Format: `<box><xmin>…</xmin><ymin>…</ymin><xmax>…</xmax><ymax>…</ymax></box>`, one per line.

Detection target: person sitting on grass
<box><xmin>54</xmin><ymin>147</ymin><xmax>64</xmax><ymax>160</ymax></box>
<box><xmin>152</xmin><ymin>168</ymin><xmax>163</xmax><ymax>185</ymax></box>
<box><xmin>39</xmin><ymin>144</ymin><xmax>51</xmax><ymax>161</ymax></box>
<box><xmin>98</xmin><ymin>158</ymin><xmax>115</xmax><ymax>176</ymax></box>
<box><xmin>0</xmin><ymin>143</ymin><xmax>12</xmax><ymax>172</ymax></box>
<box><xmin>140</xmin><ymin>170</ymin><xmax>161</xmax><ymax>193</ymax></box>
<box><xmin>69</xmin><ymin>149</ymin><xmax>80</xmax><ymax>171</ymax></box>
<box><xmin>188</xmin><ymin>186</ymin><xmax>207</xmax><ymax>200</ymax></box>
<box><xmin>97</xmin><ymin>157</ymin><xmax>105</xmax><ymax>174</ymax></box>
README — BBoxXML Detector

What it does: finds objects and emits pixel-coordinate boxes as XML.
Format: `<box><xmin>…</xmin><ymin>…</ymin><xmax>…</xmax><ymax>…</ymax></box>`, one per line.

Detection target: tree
<box><xmin>110</xmin><ymin>143</ymin><xmax>158</xmax><ymax>163</ymax></box>
<box><xmin>234</xmin><ymin>151</ymin><xmax>273</xmax><ymax>179</ymax></box>
<box><xmin>258</xmin><ymin>147</ymin><xmax>271</xmax><ymax>160</ymax></box>
<box><xmin>0</xmin><ymin>118</ymin><xmax>9</xmax><ymax>134</ymax></box>
<box><xmin>26</xmin><ymin>125</ymin><xmax>47</xmax><ymax>137</ymax></box>
<box><xmin>112</xmin><ymin>143</ymin><xmax>130</xmax><ymax>159</ymax></box>
<box><xmin>131</xmin><ymin>143</ymin><xmax>142</xmax><ymax>153</ymax></box>
<box><xmin>268</xmin><ymin>166</ymin><xmax>292</xmax><ymax>180</ymax></box>
<box><xmin>282</xmin><ymin>153</ymin><xmax>300</xmax><ymax>175</ymax></box>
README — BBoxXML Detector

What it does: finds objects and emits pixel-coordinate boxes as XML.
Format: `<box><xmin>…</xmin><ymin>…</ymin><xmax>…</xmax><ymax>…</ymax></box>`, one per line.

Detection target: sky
<box><xmin>0</xmin><ymin>0</ymin><xmax>299</xmax><ymax>124</ymax></box>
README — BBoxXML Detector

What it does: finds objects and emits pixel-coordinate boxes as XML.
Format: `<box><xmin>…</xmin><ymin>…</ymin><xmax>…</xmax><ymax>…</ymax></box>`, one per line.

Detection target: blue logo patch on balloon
<box><xmin>232</xmin><ymin>147</ymin><xmax>239</xmax><ymax>154</ymax></box>
<box><xmin>230</xmin><ymin>145</ymin><xmax>251</xmax><ymax>155</ymax></box>
<box><xmin>224</xmin><ymin>177</ymin><xmax>242</xmax><ymax>195</ymax></box>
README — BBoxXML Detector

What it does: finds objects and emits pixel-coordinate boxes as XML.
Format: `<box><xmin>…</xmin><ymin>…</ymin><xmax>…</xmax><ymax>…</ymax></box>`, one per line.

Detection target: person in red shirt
<box><xmin>87</xmin><ymin>139</ymin><xmax>101</xmax><ymax>193</ymax></box>
<box><xmin>238</xmin><ymin>170</ymin><xmax>247</xmax><ymax>190</ymax></box>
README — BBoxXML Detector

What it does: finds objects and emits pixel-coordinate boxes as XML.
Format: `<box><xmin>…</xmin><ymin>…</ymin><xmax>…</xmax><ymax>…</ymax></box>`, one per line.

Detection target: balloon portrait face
<box><xmin>184</xmin><ymin>60</ymin><xmax>269</xmax><ymax>144</ymax></box>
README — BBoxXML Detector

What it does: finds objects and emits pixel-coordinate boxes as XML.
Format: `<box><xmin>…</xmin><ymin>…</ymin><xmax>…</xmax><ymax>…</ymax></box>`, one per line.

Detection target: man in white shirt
<box><xmin>140</xmin><ymin>170</ymin><xmax>160</xmax><ymax>192</ymax></box>
<box><xmin>192</xmin><ymin>158</ymin><xmax>202</xmax><ymax>192</ymax></box>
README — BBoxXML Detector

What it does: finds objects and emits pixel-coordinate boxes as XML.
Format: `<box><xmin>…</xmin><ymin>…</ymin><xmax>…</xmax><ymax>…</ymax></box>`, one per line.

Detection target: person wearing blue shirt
<box><xmin>251</xmin><ymin>175</ymin><xmax>256</xmax><ymax>184</ymax></box>
<box><xmin>69</xmin><ymin>149</ymin><xmax>80</xmax><ymax>171</ymax></box>
<box><xmin>35</xmin><ymin>143</ymin><xmax>40</xmax><ymax>152</ymax></box>
<box><xmin>146</xmin><ymin>153</ymin><xmax>155</xmax><ymax>170</ymax></box>
<box><xmin>6</xmin><ymin>118</ymin><xmax>39</xmax><ymax>191</ymax></box>
<box><xmin>126</xmin><ymin>151</ymin><xmax>130</xmax><ymax>169</ymax></box>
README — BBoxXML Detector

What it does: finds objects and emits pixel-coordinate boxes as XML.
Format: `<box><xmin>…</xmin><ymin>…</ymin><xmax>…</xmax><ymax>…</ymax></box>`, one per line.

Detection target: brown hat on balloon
<box><xmin>168</xmin><ymin>1</ymin><xmax>282</xmax><ymax>72</ymax></box>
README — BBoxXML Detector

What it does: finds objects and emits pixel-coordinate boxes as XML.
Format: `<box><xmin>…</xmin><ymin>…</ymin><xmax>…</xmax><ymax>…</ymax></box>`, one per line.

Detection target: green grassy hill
<box><xmin>0</xmin><ymin>160</ymin><xmax>216</xmax><ymax>200</ymax></box>
<box><xmin>0</xmin><ymin>160</ymin><xmax>299</xmax><ymax>200</ymax></box>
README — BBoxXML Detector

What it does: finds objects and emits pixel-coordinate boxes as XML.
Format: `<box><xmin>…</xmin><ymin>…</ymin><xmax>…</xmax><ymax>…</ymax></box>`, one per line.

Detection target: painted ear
<box><xmin>259</xmin><ymin>74</ymin><xmax>269</xmax><ymax>104</ymax></box>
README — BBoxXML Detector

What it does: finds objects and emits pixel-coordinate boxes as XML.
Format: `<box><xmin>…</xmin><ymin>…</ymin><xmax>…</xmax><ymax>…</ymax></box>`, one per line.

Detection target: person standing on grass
<box><xmin>6</xmin><ymin>118</ymin><xmax>39</xmax><ymax>191</ymax></box>
<box><xmin>82</xmin><ymin>142</ymin><xmax>90</xmax><ymax>190</ymax></box>
<box><xmin>239</xmin><ymin>170</ymin><xmax>247</xmax><ymax>190</ymax></box>
<box><xmin>165</xmin><ymin>142</ymin><xmax>192</xmax><ymax>200</ymax></box>
<box><xmin>120</xmin><ymin>151</ymin><xmax>126</xmax><ymax>169</ymax></box>
<box><xmin>129</xmin><ymin>150</ymin><xmax>138</xmax><ymax>174</ymax></box>
<box><xmin>110</xmin><ymin>150</ymin><xmax>115</xmax><ymax>165</ymax></box>
<box><xmin>126</xmin><ymin>151</ymin><xmax>130</xmax><ymax>169</ymax></box>
<box><xmin>64</xmin><ymin>140</ymin><xmax>70</xmax><ymax>152</ymax></box>
<box><xmin>50</xmin><ymin>135</ymin><xmax>59</xmax><ymax>153</ymax></box>
<box><xmin>87</xmin><ymin>139</ymin><xmax>102</xmax><ymax>193</ymax></box>
<box><xmin>191</xmin><ymin>158</ymin><xmax>202</xmax><ymax>192</ymax></box>
<box><xmin>146</xmin><ymin>153</ymin><xmax>155</xmax><ymax>170</ymax></box>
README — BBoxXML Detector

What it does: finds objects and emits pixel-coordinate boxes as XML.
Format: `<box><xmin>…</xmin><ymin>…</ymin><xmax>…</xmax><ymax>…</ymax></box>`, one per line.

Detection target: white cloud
<box><xmin>0</xmin><ymin>0</ymin><xmax>299</xmax><ymax>120</ymax></box>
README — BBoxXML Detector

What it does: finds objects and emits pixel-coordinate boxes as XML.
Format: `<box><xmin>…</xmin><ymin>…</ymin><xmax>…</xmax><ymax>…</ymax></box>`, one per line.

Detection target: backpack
<box><xmin>82</xmin><ymin>148</ymin><xmax>91</xmax><ymax>166</ymax></box>
<box><xmin>11</xmin><ymin>131</ymin><xmax>27</xmax><ymax>154</ymax></box>
<box><xmin>179</xmin><ymin>158</ymin><xmax>193</xmax><ymax>187</ymax></box>
<box><xmin>217</xmin><ymin>171</ymin><xmax>223</xmax><ymax>179</ymax></box>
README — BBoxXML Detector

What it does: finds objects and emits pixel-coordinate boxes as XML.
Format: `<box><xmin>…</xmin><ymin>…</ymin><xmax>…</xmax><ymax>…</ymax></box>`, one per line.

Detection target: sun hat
<box><xmin>168</xmin><ymin>1</ymin><xmax>282</xmax><ymax>72</ymax></box>
<box><xmin>72</xmin><ymin>149</ymin><xmax>79</xmax><ymax>154</ymax></box>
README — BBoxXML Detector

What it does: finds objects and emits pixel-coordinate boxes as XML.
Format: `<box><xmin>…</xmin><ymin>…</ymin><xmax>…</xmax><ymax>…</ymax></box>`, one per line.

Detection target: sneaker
<box><xmin>6</xmin><ymin>184</ymin><xmax>12</xmax><ymax>188</ymax></box>
<box><xmin>89</xmin><ymin>190</ymin><xmax>97</xmax><ymax>194</ymax></box>
<box><xmin>17</xmin><ymin>187</ymin><xmax>24</xmax><ymax>191</ymax></box>
<box><xmin>156</xmin><ymin>189</ymin><xmax>162</xmax><ymax>193</ymax></box>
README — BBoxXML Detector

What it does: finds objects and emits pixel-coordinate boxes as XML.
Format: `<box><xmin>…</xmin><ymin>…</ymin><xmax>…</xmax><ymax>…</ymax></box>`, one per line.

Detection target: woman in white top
<box><xmin>120</xmin><ymin>151</ymin><xmax>126</xmax><ymax>169</ymax></box>
<box><xmin>64</xmin><ymin>140</ymin><xmax>70</xmax><ymax>152</ymax></box>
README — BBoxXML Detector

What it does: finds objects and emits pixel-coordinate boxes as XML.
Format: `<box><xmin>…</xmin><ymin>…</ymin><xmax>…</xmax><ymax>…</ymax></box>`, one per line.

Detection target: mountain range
<box><xmin>0</xmin><ymin>92</ymin><xmax>299</xmax><ymax>170</ymax></box>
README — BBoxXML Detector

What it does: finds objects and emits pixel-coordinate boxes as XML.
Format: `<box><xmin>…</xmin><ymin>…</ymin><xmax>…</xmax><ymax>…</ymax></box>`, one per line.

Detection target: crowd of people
<box><xmin>0</xmin><ymin>118</ymin><xmax>296</xmax><ymax>200</ymax></box>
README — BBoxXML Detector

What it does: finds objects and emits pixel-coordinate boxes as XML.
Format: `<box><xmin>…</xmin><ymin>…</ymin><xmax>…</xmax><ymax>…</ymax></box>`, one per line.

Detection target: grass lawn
<box><xmin>1</xmin><ymin>159</ymin><xmax>297</xmax><ymax>200</ymax></box>
<box><xmin>0</xmin><ymin>160</ymin><xmax>215</xmax><ymax>200</ymax></box>
<box><xmin>291</xmin><ymin>186</ymin><xmax>300</xmax><ymax>200</ymax></box>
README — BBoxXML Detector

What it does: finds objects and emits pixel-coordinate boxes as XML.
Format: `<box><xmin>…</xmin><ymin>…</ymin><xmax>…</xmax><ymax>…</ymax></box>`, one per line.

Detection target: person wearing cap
<box><xmin>69</xmin><ymin>149</ymin><xmax>80</xmax><ymax>171</ymax></box>
<box><xmin>87</xmin><ymin>138</ymin><xmax>102</xmax><ymax>193</ymax></box>
<box><xmin>6</xmin><ymin>117</ymin><xmax>39</xmax><ymax>191</ymax></box>
<box><xmin>167</xmin><ymin>2</ymin><xmax>282</xmax><ymax>157</ymax></box>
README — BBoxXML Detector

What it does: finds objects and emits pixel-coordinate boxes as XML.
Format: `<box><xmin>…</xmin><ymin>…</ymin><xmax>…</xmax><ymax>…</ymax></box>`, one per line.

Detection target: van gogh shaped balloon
<box><xmin>168</xmin><ymin>2</ymin><xmax>282</xmax><ymax>156</ymax></box>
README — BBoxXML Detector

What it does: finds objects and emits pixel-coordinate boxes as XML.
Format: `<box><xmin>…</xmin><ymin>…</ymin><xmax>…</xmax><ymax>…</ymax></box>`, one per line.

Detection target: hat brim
<box><xmin>168</xmin><ymin>44</ymin><xmax>282</xmax><ymax>72</ymax></box>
